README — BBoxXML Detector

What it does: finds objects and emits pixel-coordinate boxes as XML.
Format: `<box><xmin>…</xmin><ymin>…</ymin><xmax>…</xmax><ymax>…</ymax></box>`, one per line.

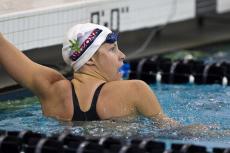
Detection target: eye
<box><xmin>110</xmin><ymin>47</ymin><xmax>115</xmax><ymax>51</ymax></box>
<box><xmin>108</xmin><ymin>43</ymin><xmax>118</xmax><ymax>52</ymax></box>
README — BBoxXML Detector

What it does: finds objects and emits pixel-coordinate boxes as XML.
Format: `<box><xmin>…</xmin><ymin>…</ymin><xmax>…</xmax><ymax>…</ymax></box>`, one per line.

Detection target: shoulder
<box><xmin>39</xmin><ymin>79</ymin><xmax>73</xmax><ymax>120</ymax></box>
<box><xmin>101</xmin><ymin>79</ymin><xmax>149</xmax><ymax>101</ymax></box>
<box><xmin>103</xmin><ymin>79</ymin><xmax>148</xmax><ymax>92</ymax></box>
<box><xmin>96</xmin><ymin>80</ymin><xmax>150</xmax><ymax>119</ymax></box>
<box><xmin>39</xmin><ymin>78</ymin><xmax>72</xmax><ymax>107</ymax></box>
<box><xmin>47</xmin><ymin>79</ymin><xmax>72</xmax><ymax>100</ymax></box>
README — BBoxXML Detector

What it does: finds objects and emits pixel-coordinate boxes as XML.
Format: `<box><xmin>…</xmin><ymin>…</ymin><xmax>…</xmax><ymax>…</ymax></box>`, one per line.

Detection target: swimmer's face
<box><xmin>93</xmin><ymin>42</ymin><xmax>126</xmax><ymax>81</ymax></box>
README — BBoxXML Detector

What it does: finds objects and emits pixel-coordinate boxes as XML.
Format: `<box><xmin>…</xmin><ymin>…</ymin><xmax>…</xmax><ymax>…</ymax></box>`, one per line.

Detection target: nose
<box><xmin>119</xmin><ymin>49</ymin><xmax>126</xmax><ymax>61</ymax></box>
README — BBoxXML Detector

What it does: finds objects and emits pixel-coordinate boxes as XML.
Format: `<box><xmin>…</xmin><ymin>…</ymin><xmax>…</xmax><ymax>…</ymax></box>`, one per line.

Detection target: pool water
<box><xmin>0</xmin><ymin>84</ymin><xmax>229</xmax><ymax>149</ymax></box>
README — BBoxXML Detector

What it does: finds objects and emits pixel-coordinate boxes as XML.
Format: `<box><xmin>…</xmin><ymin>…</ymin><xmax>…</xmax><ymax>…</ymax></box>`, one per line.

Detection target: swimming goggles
<box><xmin>105</xmin><ymin>32</ymin><xmax>118</xmax><ymax>44</ymax></box>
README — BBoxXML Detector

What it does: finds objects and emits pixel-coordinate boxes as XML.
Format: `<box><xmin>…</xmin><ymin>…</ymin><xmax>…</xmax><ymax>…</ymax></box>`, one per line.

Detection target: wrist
<box><xmin>0</xmin><ymin>32</ymin><xmax>3</xmax><ymax>40</ymax></box>
<box><xmin>0</xmin><ymin>33</ymin><xmax>5</xmax><ymax>45</ymax></box>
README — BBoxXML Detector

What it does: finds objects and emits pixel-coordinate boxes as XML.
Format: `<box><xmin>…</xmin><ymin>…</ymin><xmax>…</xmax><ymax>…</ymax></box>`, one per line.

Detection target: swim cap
<box><xmin>62</xmin><ymin>23</ymin><xmax>118</xmax><ymax>72</ymax></box>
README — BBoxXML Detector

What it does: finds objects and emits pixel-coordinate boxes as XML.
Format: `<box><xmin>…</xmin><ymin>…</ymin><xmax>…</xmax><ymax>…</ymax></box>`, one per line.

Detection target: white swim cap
<box><xmin>62</xmin><ymin>23</ymin><xmax>112</xmax><ymax>72</ymax></box>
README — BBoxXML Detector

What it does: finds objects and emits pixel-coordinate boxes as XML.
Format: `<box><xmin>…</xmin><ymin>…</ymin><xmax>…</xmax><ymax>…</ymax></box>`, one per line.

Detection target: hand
<box><xmin>183</xmin><ymin>124</ymin><xmax>209</xmax><ymax>131</ymax></box>
<box><xmin>151</xmin><ymin>113</ymin><xmax>181</xmax><ymax>128</ymax></box>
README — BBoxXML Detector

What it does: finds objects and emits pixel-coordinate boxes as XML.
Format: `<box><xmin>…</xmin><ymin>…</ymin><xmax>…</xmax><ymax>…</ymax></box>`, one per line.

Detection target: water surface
<box><xmin>0</xmin><ymin>84</ymin><xmax>229</xmax><ymax>148</ymax></box>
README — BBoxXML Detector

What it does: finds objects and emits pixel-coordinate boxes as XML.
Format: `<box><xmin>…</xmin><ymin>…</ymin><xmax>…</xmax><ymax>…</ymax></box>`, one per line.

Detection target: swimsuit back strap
<box><xmin>85</xmin><ymin>82</ymin><xmax>106</xmax><ymax>120</ymax></box>
<box><xmin>71</xmin><ymin>83</ymin><xmax>86</xmax><ymax>121</ymax></box>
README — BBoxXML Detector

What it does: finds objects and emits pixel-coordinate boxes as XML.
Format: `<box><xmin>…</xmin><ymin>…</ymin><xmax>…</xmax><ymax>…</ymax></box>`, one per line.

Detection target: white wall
<box><xmin>120</xmin><ymin>0</ymin><xmax>195</xmax><ymax>31</ymax></box>
<box><xmin>217</xmin><ymin>0</ymin><xmax>230</xmax><ymax>13</ymax></box>
<box><xmin>0</xmin><ymin>0</ymin><xmax>93</xmax><ymax>51</ymax></box>
<box><xmin>1</xmin><ymin>0</ymin><xmax>229</xmax><ymax>52</ymax></box>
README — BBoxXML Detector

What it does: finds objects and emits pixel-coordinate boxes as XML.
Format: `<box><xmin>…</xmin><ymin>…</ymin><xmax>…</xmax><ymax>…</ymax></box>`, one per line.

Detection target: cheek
<box><xmin>99</xmin><ymin>54</ymin><xmax>115</xmax><ymax>66</ymax></box>
<box><xmin>97</xmin><ymin>52</ymin><xmax>119</xmax><ymax>73</ymax></box>
<box><xmin>96</xmin><ymin>56</ymin><xmax>111</xmax><ymax>73</ymax></box>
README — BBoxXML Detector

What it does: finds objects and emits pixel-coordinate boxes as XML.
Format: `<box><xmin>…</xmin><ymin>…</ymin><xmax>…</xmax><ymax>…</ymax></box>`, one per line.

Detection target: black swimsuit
<box><xmin>71</xmin><ymin>83</ymin><xmax>105</xmax><ymax>121</ymax></box>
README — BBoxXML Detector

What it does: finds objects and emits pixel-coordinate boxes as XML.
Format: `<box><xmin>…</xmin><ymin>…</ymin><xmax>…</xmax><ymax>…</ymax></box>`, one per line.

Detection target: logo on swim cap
<box><xmin>68</xmin><ymin>28</ymin><xmax>102</xmax><ymax>61</ymax></box>
<box><xmin>69</xmin><ymin>39</ymin><xmax>81</xmax><ymax>61</ymax></box>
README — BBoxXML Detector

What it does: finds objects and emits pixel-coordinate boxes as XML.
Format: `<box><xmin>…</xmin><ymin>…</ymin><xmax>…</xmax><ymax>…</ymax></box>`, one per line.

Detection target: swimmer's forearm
<box><xmin>0</xmin><ymin>34</ymin><xmax>36</xmax><ymax>87</ymax></box>
<box><xmin>0</xmin><ymin>33</ymin><xmax>4</xmax><ymax>49</ymax></box>
<box><xmin>151</xmin><ymin>113</ymin><xmax>181</xmax><ymax>128</ymax></box>
<box><xmin>0</xmin><ymin>33</ymin><xmax>6</xmax><ymax>65</ymax></box>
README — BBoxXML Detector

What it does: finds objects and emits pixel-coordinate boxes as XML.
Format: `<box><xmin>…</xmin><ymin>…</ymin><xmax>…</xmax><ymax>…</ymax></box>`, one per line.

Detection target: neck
<box><xmin>74</xmin><ymin>70</ymin><xmax>107</xmax><ymax>82</ymax></box>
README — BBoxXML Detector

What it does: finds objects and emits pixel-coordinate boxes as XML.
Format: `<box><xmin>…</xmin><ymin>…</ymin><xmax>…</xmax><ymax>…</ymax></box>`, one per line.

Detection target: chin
<box><xmin>108</xmin><ymin>72</ymin><xmax>123</xmax><ymax>81</ymax></box>
<box><xmin>111</xmin><ymin>77</ymin><xmax>121</xmax><ymax>81</ymax></box>
<box><xmin>110</xmin><ymin>76</ymin><xmax>122</xmax><ymax>81</ymax></box>
<box><xmin>118</xmin><ymin>72</ymin><xmax>123</xmax><ymax>79</ymax></box>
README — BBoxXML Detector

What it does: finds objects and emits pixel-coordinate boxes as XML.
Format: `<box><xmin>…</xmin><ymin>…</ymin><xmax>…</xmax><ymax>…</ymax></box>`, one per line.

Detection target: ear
<box><xmin>85</xmin><ymin>58</ymin><xmax>96</xmax><ymax>66</ymax></box>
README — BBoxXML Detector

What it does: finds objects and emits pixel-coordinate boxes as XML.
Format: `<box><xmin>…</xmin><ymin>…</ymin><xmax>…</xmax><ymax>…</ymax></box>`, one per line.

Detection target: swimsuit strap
<box><xmin>85</xmin><ymin>82</ymin><xmax>106</xmax><ymax>120</ymax></box>
<box><xmin>71</xmin><ymin>83</ymin><xmax>86</xmax><ymax>121</ymax></box>
<box><xmin>71</xmin><ymin>82</ymin><xmax>106</xmax><ymax>121</ymax></box>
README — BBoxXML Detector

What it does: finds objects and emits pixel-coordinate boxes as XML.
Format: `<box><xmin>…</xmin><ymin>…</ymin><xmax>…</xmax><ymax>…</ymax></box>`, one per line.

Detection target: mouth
<box><xmin>118</xmin><ymin>64</ymin><xmax>125</xmax><ymax>76</ymax></box>
<box><xmin>118</xmin><ymin>69</ymin><xmax>123</xmax><ymax>77</ymax></box>
<box><xmin>118</xmin><ymin>66</ymin><xmax>123</xmax><ymax>73</ymax></box>
<box><xmin>118</xmin><ymin>63</ymin><xmax>130</xmax><ymax>78</ymax></box>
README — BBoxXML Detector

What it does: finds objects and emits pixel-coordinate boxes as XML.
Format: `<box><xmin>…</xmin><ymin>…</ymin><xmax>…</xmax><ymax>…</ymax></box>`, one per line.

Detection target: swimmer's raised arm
<box><xmin>0</xmin><ymin>33</ymin><xmax>65</xmax><ymax>98</ymax></box>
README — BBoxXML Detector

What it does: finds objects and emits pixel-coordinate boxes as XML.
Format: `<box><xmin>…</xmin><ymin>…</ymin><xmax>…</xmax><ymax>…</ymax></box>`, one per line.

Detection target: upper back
<box><xmin>94</xmin><ymin>80</ymin><xmax>140</xmax><ymax>119</ymax></box>
<box><xmin>40</xmin><ymin>78</ymin><xmax>145</xmax><ymax>121</ymax></box>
